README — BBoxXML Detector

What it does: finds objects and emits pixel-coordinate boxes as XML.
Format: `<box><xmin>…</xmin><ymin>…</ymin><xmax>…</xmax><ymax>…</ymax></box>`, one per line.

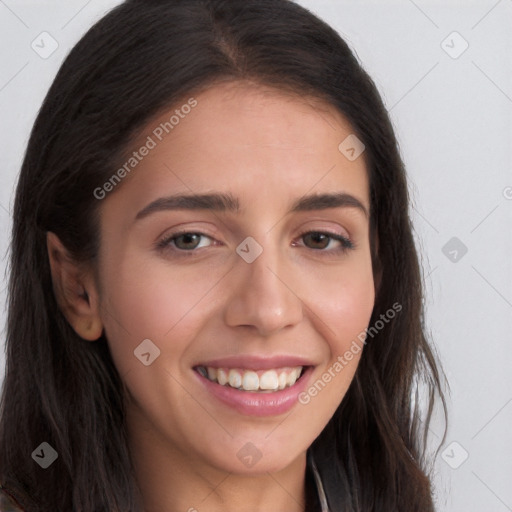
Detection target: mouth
<box><xmin>192</xmin><ymin>357</ymin><xmax>315</xmax><ymax>416</ymax></box>
<box><xmin>194</xmin><ymin>365</ymin><xmax>307</xmax><ymax>393</ymax></box>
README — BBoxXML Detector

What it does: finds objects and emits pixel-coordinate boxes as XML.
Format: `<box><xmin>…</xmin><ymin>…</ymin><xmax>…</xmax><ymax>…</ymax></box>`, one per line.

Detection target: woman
<box><xmin>0</xmin><ymin>0</ymin><xmax>446</xmax><ymax>510</ymax></box>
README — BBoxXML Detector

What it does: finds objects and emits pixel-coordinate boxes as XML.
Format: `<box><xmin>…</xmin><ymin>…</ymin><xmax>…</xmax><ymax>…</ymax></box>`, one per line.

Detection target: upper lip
<box><xmin>194</xmin><ymin>355</ymin><xmax>316</xmax><ymax>371</ymax></box>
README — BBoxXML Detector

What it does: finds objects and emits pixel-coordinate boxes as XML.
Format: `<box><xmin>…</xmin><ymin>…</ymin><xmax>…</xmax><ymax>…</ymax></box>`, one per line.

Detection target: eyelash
<box><xmin>156</xmin><ymin>229</ymin><xmax>355</xmax><ymax>256</ymax></box>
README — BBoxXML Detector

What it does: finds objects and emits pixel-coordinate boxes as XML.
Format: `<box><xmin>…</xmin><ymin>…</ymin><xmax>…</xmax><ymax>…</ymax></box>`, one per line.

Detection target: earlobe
<box><xmin>46</xmin><ymin>231</ymin><xmax>104</xmax><ymax>341</ymax></box>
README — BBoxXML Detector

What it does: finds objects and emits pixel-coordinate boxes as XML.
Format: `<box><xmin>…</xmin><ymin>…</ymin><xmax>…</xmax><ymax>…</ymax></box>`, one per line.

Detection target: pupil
<box><xmin>306</xmin><ymin>232</ymin><xmax>328</xmax><ymax>249</ymax></box>
<box><xmin>178</xmin><ymin>233</ymin><xmax>199</xmax><ymax>249</ymax></box>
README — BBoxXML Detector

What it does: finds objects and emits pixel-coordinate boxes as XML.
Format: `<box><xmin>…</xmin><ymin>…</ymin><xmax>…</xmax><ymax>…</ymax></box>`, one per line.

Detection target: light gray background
<box><xmin>1</xmin><ymin>1</ymin><xmax>511</xmax><ymax>511</ymax></box>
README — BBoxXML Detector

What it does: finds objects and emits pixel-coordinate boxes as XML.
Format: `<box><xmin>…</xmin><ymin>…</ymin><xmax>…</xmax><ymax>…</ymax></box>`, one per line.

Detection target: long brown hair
<box><xmin>0</xmin><ymin>0</ymin><xmax>446</xmax><ymax>510</ymax></box>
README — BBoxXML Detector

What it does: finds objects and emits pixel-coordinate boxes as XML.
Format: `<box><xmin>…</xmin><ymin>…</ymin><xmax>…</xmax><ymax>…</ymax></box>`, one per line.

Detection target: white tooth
<box><xmin>259</xmin><ymin>370</ymin><xmax>279</xmax><ymax>390</ymax></box>
<box><xmin>278</xmin><ymin>371</ymin><xmax>287</xmax><ymax>390</ymax></box>
<box><xmin>228</xmin><ymin>369</ymin><xmax>242</xmax><ymax>388</ymax></box>
<box><xmin>242</xmin><ymin>371</ymin><xmax>259</xmax><ymax>391</ymax></box>
<box><xmin>286</xmin><ymin>367</ymin><xmax>301</xmax><ymax>387</ymax></box>
<box><xmin>207</xmin><ymin>367</ymin><xmax>217</xmax><ymax>382</ymax></box>
<box><xmin>217</xmin><ymin>369</ymin><xmax>228</xmax><ymax>386</ymax></box>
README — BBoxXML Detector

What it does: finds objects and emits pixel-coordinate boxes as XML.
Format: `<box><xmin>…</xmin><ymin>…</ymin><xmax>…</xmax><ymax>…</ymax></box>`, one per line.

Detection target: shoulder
<box><xmin>0</xmin><ymin>487</ymin><xmax>25</xmax><ymax>512</ymax></box>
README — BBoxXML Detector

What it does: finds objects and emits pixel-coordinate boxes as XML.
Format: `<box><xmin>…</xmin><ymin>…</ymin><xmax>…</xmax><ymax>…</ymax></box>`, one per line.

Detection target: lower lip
<box><xmin>194</xmin><ymin>366</ymin><xmax>314</xmax><ymax>417</ymax></box>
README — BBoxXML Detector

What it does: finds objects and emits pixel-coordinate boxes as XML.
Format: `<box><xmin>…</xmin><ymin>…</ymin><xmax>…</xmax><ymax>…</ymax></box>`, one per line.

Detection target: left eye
<box><xmin>296</xmin><ymin>231</ymin><xmax>353</xmax><ymax>251</ymax></box>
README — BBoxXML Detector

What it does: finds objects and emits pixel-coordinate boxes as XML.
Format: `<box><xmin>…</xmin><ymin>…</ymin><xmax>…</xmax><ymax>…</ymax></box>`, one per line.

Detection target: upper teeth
<box><xmin>197</xmin><ymin>366</ymin><xmax>303</xmax><ymax>392</ymax></box>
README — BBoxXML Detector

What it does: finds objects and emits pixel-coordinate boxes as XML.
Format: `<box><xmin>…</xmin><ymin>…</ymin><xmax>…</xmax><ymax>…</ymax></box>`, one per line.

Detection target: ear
<box><xmin>46</xmin><ymin>231</ymin><xmax>104</xmax><ymax>341</ymax></box>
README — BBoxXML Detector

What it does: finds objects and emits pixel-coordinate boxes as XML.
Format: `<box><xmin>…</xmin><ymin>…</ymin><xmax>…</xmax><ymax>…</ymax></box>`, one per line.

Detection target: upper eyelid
<box><xmin>163</xmin><ymin>221</ymin><xmax>351</xmax><ymax>237</ymax></box>
<box><xmin>162</xmin><ymin>228</ymin><xmax>348</xmax><ymax>239</ymax></box>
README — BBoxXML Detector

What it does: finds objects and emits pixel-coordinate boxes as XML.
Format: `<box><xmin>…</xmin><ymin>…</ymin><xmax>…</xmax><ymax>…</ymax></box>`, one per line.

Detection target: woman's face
<box><xmin>96</xmin><ymin>81</ymin><xmax>375</xmax><ymax>474</ymax></box>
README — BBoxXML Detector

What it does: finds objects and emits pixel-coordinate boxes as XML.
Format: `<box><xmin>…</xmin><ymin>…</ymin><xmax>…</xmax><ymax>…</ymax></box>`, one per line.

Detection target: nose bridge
<box><xmin>224</xmin><ymin>238</ymin><xmax>303</xmax><ymax>335</ymax></box>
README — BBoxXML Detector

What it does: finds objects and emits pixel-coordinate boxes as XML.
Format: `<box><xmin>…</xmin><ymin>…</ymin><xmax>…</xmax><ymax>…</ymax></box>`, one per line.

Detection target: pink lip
<box><xmin>193</xmin><ymin>365</ymin><xmax>314</xmax><ymax>417</ymax></box>
<box><xmin>195</xmin><ymin>355</ymin><xmax>315</xmax><ymax>371</ymax></box>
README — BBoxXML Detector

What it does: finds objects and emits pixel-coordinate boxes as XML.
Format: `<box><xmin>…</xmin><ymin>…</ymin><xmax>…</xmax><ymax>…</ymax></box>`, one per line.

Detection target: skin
<box><xmin>47</xmin><ymin>80</ymin><xmax>377</xmax><ymax>512</ymax></box>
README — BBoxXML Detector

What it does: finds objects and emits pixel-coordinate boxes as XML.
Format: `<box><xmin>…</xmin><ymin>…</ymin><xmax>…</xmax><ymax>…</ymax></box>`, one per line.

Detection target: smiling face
<box><xmin>94</xmin><ymin>80</ymin><xmax>375</xmax><ymax>476</ymax></box>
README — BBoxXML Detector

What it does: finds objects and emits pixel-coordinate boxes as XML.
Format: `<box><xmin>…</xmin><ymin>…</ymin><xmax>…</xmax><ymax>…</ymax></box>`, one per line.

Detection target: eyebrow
<box><xmin>134</xmin><ymin>191</ymin><xmax>369</xmax><ymax>221</ymax></box>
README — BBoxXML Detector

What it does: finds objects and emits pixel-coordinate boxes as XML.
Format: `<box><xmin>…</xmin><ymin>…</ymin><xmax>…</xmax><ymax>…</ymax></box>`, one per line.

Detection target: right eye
<box><xmin>157</xmin><ymin>231</ymin><xmax>215</xmax><ymax>251</ymax></box>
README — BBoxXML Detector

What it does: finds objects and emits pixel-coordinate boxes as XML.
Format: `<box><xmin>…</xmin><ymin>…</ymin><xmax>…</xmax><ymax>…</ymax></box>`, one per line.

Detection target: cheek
<box><xmin>300</xmin><ymin>257</ymin><xmax>375</xmax><ymax>351</ymax></box>
<box><xmin>98</xmin><ymin>257</ymin><xmax>224</xmax><ymax>371</ymax></box>
<box><xmin>295</xmin><ymin>266</ymin><xmax>374</xmax><ymax>426</ymax></box>
<box><xmin>97</xmin><ymin>262</ymin><xmax>217</xmax><ymax>424</ymax></box>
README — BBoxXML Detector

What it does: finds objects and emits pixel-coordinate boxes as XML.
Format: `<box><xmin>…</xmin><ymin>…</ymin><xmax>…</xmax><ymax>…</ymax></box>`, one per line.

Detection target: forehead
<box><xmin>101</xmin><ymin>81</ymin><xmax>369</xmax><ymax>223</ymax></box>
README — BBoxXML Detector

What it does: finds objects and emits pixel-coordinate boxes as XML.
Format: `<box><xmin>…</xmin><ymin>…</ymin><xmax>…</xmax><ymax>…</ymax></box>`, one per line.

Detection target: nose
<box><xmin>223</xmin><ymin>246</ymin><xmax>304</xmax><ymax>336</ymax></box>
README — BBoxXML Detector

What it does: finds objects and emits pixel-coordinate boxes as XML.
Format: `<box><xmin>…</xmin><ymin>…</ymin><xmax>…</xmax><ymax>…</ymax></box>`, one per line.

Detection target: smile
<box><xmin>193</xmin><ymin>359</ymin><xmax>315</xmax><ymax>416</ymax></box>
<box><xmin>195</xmin><ymin>366</ymin><xmax>305</xmax><ymax>392</ymax></box>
